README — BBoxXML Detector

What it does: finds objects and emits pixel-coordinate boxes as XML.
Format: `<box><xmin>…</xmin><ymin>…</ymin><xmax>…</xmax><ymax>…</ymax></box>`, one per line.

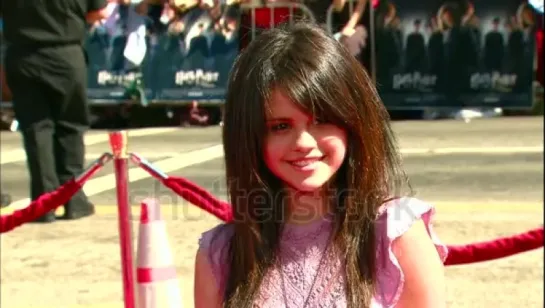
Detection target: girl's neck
<box><xmin>284</xmin><ymin>187</ymin><xmax>331</xmax><ymax>225</ymax></box>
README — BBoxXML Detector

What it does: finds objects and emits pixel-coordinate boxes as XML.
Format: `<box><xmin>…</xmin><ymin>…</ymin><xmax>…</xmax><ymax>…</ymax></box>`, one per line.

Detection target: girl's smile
<box><xmin>285</xmin><ymin>155</ymin><xmax>324</xmax><ymax>171</ymax></box>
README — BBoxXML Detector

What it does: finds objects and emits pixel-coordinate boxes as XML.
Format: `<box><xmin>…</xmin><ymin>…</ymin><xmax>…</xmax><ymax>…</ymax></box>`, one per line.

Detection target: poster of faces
<box><xmin>373</xmin><ymin>0</ymin><xmax>539</xmax><ymax>109</ymax></box>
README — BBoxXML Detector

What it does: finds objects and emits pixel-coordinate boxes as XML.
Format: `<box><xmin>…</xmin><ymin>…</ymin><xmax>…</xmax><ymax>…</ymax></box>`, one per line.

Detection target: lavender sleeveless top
<box><xmin>198</xmin><ymin>197</ymin><xmax>449</xmax><ymax>307</ymax></box>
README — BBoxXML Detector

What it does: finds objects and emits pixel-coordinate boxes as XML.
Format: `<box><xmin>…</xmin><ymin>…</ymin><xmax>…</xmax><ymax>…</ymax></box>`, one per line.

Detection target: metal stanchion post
<box><xmin>109</xmin><ymin>131</ymin><xmax>136</xmax><ymax>308</ymax></box>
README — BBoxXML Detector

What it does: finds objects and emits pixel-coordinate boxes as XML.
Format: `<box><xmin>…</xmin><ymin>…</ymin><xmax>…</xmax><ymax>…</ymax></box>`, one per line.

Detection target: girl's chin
<box><xmin>284</xmin><ymin>179</ymin><xmax>327</xmax><ymax>194</ymax></box>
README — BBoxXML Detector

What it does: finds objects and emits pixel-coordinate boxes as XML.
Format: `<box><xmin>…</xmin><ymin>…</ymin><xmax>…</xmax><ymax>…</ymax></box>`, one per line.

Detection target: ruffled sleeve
<box><xmin>374</xmin><ymin>197</ymin><xmax>448</xmax><ymax>307</ymax></box>
<box><xmin>198</xmin><ymin>223</ymin><xmax>234</xmax><ymax>292</ymax></box>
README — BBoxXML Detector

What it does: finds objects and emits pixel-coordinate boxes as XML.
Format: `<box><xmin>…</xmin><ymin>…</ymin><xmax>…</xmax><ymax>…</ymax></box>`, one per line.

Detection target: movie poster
<box><xmin>85</xmin><ymin>2</ymin><xmax>155</xmax><ymax>102</ymax></box>
<box><xmin>152</xmin><ymin>2</ymin><xmax>241</xmax><ymax>101</ymax></box>
<box><xmin>373</xmin><ymin>0</ymin><xmax>538</xmax><ymax>109</ymax></box>
<box><xmin>85</xmin><ymin>1</ymin><xmax>241</xmax><ymax>103</ymax></box>
<box><xmin>467</xmin><ymin>0</ymin><xmax>538</xmax><ymax>107</ymax></box>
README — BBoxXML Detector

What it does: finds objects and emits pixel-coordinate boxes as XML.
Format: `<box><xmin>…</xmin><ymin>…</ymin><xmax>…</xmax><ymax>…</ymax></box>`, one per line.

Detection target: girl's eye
<box><xmin>269</xmin><ymin>122</ymin><xmax>290</xmax><ymax>132</ymax></box>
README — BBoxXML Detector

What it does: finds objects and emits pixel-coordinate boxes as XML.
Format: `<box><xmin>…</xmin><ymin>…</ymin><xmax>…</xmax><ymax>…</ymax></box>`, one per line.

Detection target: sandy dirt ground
<box><xmin>1</xmin><ymin>117</ymin><xmax>543</xmax><ymax>307</ymax></box>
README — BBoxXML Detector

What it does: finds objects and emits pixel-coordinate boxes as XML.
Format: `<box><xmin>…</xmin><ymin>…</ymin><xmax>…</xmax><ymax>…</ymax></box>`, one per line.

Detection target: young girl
<box><xmin>194</xmin><ymin>22</ymin><xmax>448</xmax><ymax>307</ymax></box>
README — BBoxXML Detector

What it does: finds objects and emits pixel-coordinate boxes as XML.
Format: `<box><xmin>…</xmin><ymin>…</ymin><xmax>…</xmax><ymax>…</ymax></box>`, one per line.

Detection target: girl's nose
<box><xmin>293</xmin><ymin>130</ymin><xmax>317</xmax><ymax>152</ymax></box>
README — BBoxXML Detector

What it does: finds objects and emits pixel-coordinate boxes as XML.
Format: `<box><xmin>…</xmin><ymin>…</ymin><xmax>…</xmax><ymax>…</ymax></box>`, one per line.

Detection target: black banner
<box><xmin>373</xmin><ymin>0</ymin><xmax>538</xmax><ymax>109</ymax></box>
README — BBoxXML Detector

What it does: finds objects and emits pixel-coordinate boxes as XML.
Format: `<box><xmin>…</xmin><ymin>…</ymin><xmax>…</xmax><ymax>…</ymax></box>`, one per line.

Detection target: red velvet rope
<box><xmin>162</xmin><ymin>177</ymin><xmax>234</xmax><ymax>222</ymax></box>
<box><xmin>0</xmin><ymin>179</ymin><xmax>82</xmax><ymax>234</ymax></box>
<box><xmin>162</xmin><ymin>176</ymin><xmax>544</xmax><ymax>266</ymax></box>
<box><xmin>444</xmin><ymin>227</ymin><xmax>544</xmax><ymax>265</ymax></box>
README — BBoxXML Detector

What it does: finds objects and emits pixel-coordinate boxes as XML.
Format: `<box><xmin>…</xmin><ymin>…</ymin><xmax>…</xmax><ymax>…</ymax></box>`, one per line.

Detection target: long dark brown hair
<box><xmin>220</xmin><ymin>21</ymin><xmax>409</xmax><ymax>307</ymax></box>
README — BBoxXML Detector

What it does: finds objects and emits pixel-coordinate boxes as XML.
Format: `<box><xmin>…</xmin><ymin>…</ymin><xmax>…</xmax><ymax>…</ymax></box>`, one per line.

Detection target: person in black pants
<box><xmin>1</xmin><ymin>192</ymin><xmax>11</xmax><ymax>208</ymax></box>
<box><xmin>1</xmin><ymin>0</ymin><xmax>110</xmax><ymax>222</ymax></box>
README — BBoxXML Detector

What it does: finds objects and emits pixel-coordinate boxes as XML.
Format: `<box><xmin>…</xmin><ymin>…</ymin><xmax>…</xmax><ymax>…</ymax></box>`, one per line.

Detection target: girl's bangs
<box><xmin>266</xmin><ymin>67</ymin><xmax>347</xmax><ymax>128</ymax></box>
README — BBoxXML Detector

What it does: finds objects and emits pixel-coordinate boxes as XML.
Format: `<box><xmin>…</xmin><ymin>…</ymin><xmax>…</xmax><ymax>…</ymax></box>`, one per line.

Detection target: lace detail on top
<box><xmin>198</xmin><ymin>197</ymin><xmax>449</xmax><ymax>307</ymax></box>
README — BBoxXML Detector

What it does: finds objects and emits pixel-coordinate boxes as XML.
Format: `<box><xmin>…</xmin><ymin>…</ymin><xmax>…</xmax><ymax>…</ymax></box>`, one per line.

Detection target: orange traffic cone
<box><xmin>136</xmin><ymin>198</ymin><xmax>182</xmax><ymax>308</ymax></box>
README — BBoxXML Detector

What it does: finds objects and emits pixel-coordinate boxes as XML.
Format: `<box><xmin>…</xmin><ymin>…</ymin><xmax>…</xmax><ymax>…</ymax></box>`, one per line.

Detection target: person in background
<box><xmin>404</xmin><ymin>19</ymin><xmax>427</xmax><ymax>73</ymax></box>
<box><xmin>183</xmin><ymin>100</ymin><xmax>210</xmax><ymax>126</ymax></box>
<box><xmin>1</xmin><ymin>0</ymin><xmax>112</xmax><ymax>222</ymax></box>
<box><xmin>374</xmin><ymin>1</ymin><xmax>402</xmax><ymax>89</ymax></box>
<box><xmin>483</xmin><ymin>17</ymin><xmax>504</xmax><ymax>72</ymax></box>
<box><xmin>333</xmin><ymin>0</ymin><xmax>370</xmax><ymax>66</ymax></box>
<box><xmin>0</xmin><ymin>192</ymin><xmax>11</xmax><ymax>208</ymax></box>
<box><xmin>428</xmin><ymin>17</ymin><xmax>444</xmax><ymax>76</ymax></box>
<box><xmin>461</xmin><ymin>0</ymin><xmax>481</xmax><ymax>54</ymax></box>
<box><xmin>1</xmin><ymin>18</ymin><xmax>12</xmax><ymax>209</ymax></box>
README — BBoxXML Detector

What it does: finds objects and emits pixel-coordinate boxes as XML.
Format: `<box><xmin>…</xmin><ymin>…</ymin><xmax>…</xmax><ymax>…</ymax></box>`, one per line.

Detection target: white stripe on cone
<box><xmin>137</xmin><ymin>222</ymin><xmax>175</xmax><ymax>267</ymax></box>
<box><xmin>136</xmin><ymin>198</ymin><xmax>182</xmax><ymax>308</ymax></box>
<box><xmin>138</xmin><ymin>281</ymin><xmax>183</xmax><ymax>308</ymax></box>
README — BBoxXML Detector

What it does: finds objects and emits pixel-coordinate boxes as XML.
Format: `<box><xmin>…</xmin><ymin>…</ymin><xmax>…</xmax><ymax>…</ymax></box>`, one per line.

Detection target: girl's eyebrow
<box><xmin>266</xmin><ymin>114</ymin><xmax>313</xmax><ymax>122</ymax></box>
<box><xmin>265</xmin><ymin>117</ymin><xmax>292</xmax><ymax>122</ymax></box>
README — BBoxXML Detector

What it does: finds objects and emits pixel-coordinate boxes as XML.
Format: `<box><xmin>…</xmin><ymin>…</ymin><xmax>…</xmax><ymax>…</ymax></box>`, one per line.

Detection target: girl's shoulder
<box><xmin>376</xmin><ymin>196</ymin><xmax>446</xmax><ymax>241</ymax></box>
<box><xmin>199</xmin><ymin>222</ymin><xmax>234</xmax><ymax>251</ymax></box>
<box><xmin>198</xmin><ymin>223</ymin><xmax>234</xmax><ymax>291</ymax></box>
<box><xmin>374</xmin><ymin>197</ymin><xmax>449</xmax><ymax>306</ymax></box>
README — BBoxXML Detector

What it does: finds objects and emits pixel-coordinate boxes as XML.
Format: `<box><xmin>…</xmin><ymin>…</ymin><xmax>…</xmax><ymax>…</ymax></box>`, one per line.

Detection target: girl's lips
<box><xmin>287</xmin><ymin>156</ymin><xmax>324</xmax><ymax>171</ymax></box>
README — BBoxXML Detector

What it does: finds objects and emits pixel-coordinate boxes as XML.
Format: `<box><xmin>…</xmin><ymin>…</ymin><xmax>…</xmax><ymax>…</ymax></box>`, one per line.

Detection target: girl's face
<box><xmin>263</xmin><ymin>90</ymin><xmax>348</xmax><ymax>193</ymax></box>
